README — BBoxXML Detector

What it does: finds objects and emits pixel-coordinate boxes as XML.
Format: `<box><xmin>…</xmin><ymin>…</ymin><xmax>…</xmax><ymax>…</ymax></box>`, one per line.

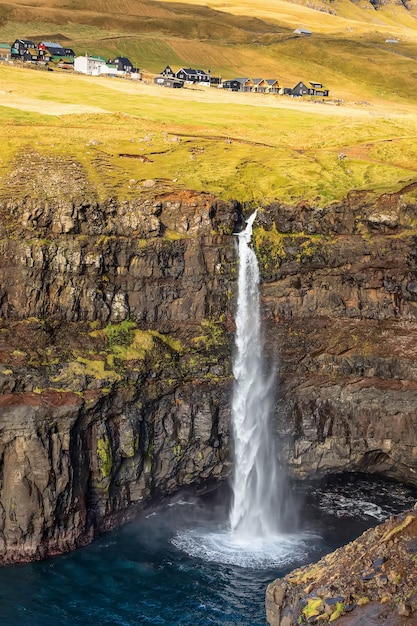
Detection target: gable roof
<box><xmin>178</xmin><ymin>68</ymin><xmax>199</xmax><ymax>76</ymax></box>
<box><xmin>39</xmin><ymin>41</ymin><xmax>64</xmax><ymax>48</ymax></box>
<box><xmin>114</xmin><ymin>56</ymin><xmax>132</xmax><ymax>65</ymax></box>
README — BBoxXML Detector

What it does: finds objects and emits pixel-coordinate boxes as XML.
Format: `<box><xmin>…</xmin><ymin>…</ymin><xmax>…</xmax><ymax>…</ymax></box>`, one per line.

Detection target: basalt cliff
<box><xmin>1</xmin><ymin>174</ymin><xmax>417</xmax><ymax>566</ymax></box>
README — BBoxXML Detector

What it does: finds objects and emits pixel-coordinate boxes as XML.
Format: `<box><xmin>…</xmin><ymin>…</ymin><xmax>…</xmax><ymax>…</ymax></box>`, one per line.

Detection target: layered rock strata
<box><xmin>254</xmin><ymin>190</ymin><xmax>417</xmax><ymax>487</ymax></box>
<box><xmin>0</xmin><ymin>189</ymin><xmax>240</xmax><ymax>563</ymax></box>
<box><xmin>2</xmin><ymin>180</ymin><xmax>417</xmax><ymax>566</ymax></box>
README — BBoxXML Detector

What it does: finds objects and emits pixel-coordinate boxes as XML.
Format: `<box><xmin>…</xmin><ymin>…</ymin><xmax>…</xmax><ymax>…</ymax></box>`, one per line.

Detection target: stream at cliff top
<box><xmin>2</xmin><ymin>474</ymin><xmax>417</xmax><ymax>626</ymax></box>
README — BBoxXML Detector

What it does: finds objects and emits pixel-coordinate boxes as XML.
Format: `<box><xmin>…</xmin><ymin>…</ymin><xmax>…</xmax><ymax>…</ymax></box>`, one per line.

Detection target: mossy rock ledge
<box><xmin>266</xmin><ymin>504</ymin><xmax>417</xmax><ymax>625</ymax></box>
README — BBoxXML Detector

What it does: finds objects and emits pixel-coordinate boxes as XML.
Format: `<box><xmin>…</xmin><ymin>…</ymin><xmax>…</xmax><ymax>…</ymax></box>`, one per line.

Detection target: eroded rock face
<box><xmin>254</xmin><ymin>191</ymin><xmax>417</xmax><ymax>486</ymax></box>
<box><xmin>3</xmin><ymin>183</ymin><xmax>417</xmax><ymax>566</ymax></box>
<box><xmin>0</xmin><ymin>190</ymin><xmax>240</xmax><ymax>563</ymax></box>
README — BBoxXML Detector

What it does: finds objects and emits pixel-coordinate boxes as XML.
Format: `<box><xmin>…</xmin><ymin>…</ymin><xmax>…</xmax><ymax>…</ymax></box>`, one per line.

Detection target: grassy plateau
<box><xmin>1</xmin><ymin>0</ymin><xmax>417</xmax><ymax>204</ymax></box>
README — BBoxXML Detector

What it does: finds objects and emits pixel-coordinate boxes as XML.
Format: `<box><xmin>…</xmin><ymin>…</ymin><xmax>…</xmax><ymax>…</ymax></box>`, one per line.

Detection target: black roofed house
<box><xmin>222</xmin><ymin>78</ymin><xmax>253</xmax><ymax>92</ymax></box>
<box><xmin>11</xmin><ymin>39</ymin><xmax>36</xmax><ymax>59</ymax></box>
<box><xmin>153</xmin><ymin>75</ymin><xmax>184</xmax><ymax>88</ymax></box>
<box><xmin>113</xmin><ymin>56</ymin><xmax>134</xmax><ymax>73</ymax></box>
<box><xmin>222</xmin><ymin>79</ymin><xmax>242</xmax><ymax>91</ymax></box>
<box><xmin>62</xmin><ymin>47</ymin><xmax>75</xmax><ymax>58</ymax></box>
<box><xmin>175</xmin><ymin>68</ymin><xmax>210</xmax><ymax>85</ymax></box>
<box><xmin>294</xmin><ymin>28</ymin><xmax>312</xmax><ymax>36</ymax></box>
<box><xmin>38</xmin><ymin>41</ymin><xmax>65</xmax><ymax>57</ymax></box>
<box><xmin>196</xmin><ymin>69</ymin><xmax>210</xmax><ymax>86</ymax></box>
<box><xmin>292</xmin><ymin>81</ymin><xmax>310</xmax><ymax>96</ymax></box>
<box><xmin>308</xmin><ymin>81</ymin><xmax>329</xmax><ymax>97</ymax></box>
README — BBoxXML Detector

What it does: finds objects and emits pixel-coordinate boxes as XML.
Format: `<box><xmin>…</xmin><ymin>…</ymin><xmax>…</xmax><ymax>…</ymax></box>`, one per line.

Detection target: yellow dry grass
<box><xmin>1</xmin><ymin>0</ymin><xmax>417</xmax><ymax>205</ymax></box>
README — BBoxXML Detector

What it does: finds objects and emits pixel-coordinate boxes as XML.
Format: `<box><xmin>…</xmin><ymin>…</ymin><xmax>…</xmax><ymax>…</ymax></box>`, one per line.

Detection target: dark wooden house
<box><xmin>161</xmin><ymin>65</ymin><xmax>175</xmax><ymax>77</ymax></box>
<box><xmin>222</xmin><ymin>78</ymin><xmax>253</xmax><ymax>92</ymax></box>
<box><xmin>112</xmin><ymin>56</ymin><xmax>134</xmax><ymax>73</ymax></box>
<box><xmin>175</xmin><ymin>68</ymin><xmax>210</xmax><ymax>85</ymax></box>
<box><xmin>292</xmin><ymin>81</ymin><xmax>310</xmax><ymax>96</ymax></box>
<box><xmin>308</xmin><ymin>81</ymin><xmax>329</xmax><ymax>97</ymax></box>
<box><xmin>11</xmin><ymin>39</ymin><xmax>36</xmax><ymax>59</ymax></box>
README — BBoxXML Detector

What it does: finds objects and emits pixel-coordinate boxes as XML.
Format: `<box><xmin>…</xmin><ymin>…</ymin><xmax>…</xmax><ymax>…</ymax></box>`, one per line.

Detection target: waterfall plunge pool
<box><xmin>2</xmin><ymin>473</ymin><xmax>417</xmax><ymax>626</ymax></box>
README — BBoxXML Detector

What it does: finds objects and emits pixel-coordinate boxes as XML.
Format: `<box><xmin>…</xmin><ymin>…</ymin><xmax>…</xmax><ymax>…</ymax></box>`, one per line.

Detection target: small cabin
<box><xmin>308</xmin><ymin>81</ymin><xmax>329</xmax><ymax>97</ymax></box>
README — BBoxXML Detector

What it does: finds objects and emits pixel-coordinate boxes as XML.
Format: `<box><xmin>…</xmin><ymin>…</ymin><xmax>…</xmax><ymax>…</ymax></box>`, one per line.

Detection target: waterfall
<box><xmin>230</xmin><ymin>211</ymin><xmax>282</xmax><ymax>538</ymax></box>
<box><xmin>172</xmin><ymin>211</ymin><xmax>304</xmax><ymax>568</ymax></box>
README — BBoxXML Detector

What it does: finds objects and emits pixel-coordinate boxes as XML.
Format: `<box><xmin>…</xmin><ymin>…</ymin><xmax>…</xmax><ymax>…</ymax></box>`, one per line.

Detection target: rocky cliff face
<box><xmin>2</xmin><ymin>181</ymin><xmax>417</xmax><ymax>565</ymax></box>
<box><xmin>254</xmin><ymin>190</ymin><xmax>417</xmax><ymax>487</ymax></box>
<box><xmin>252</xmin><ymin>194</ymin><xmax>417</xmax><ymax>484</ymax></box>
<box><xmin>0</xmin><ymin>188</ymin><xmax>241</xmax><ymax>563</ymax></box>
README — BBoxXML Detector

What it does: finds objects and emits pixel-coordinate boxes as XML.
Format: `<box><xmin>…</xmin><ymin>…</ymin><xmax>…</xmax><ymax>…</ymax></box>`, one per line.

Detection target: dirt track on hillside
<box><xmin>0</xmin><ymin>89</ymin><xmax>108</xmax><ymax>115</ymax></box>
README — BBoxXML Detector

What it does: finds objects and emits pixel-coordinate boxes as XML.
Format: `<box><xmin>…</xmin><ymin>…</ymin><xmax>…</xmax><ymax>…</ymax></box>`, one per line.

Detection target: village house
<box><xmin>221</xmin><ymin>78</ymin><xmax>241</xmax><ymax>91</ymax></box>
<box><xmin>74</xmin><ymin>54</ymin><xmax>106</xmax><ymax>76</ymax></box>
<box><xmin>38</xmin><ymin>42</ymin><xmax>75</xmax><ymax>59</ymax></box>
<box><xmin>308</xmin><ymin>81</ymin><xmax>329</xmax><ymax>97</ymax></box>
<box><xmin>175</xmin><ymin>67</ymin><xmax>210</xmax><ymax>85</ymax></box>
<box><xmin>251</xmin><ymin>78</ymin><xmax>268</xmax><ymax>93</ymax></box>
<box><xmin>292</xmin><ymin>81</ymin><xmax>310</xmax><ymax>96</ymax></box>
<box><xmin>153</xmin><ymin>75</ymin><xmax>184</xmax><ymax>88</ymax></box>
<box><xmin>265</xmin><ymin>79</ymin><xmax>280</xmax><ymax>94</ymax></box>
<box><xmin>107</xmin><ymin>56</ymin><xmax>134</xmax><ymax>74</ymax></box>
<box><xmin>292</xmin><ymin>80</ymin><xmax>329</xmax><ymax>97</ymax></box>
<box><xmin>11</xmin><ymin>39</ymin><xmax>37</xmax><ymax>60</ymax></box>
<box><xmin>161</xmin><ymin>65</ymin><xmax>175</xmax><ymax>77</ymax></box>
<box><xmin>222</xmin><ymin>78</ymin><xmax>254</xmax><ymax>92</ymax></box>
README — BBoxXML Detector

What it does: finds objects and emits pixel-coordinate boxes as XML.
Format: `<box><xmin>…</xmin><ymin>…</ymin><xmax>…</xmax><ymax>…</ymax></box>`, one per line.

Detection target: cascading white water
<box><xmin>172</xmin><ymin>211</ymin><xmax>307</xmax><ymax>567</ymax></box>
<box><xmin>230</xmin><ymin>211</ymin><xmax>282</xmax><ymax>538</ymax></box>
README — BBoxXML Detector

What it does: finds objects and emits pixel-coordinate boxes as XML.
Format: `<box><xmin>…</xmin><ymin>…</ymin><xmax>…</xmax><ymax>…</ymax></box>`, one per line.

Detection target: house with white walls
<box><xmin>74</xmin><ymin>55</ymin><xmax>106</xmax><ymax>76</ymax></box>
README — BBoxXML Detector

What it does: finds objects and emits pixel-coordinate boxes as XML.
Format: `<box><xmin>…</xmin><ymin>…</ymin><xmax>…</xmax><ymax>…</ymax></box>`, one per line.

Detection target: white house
<box><xmin>74</xmin><ymin>55</ymin><xmax>107</xmax><ymax>76</ymax></box>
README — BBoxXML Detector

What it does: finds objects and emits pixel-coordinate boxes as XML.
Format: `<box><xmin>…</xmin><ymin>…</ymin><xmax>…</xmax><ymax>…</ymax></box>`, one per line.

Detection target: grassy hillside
<box><xmin>1</xmin><ymin>0</ymin><xmax>417</xmax><ymax>205</ymax></box>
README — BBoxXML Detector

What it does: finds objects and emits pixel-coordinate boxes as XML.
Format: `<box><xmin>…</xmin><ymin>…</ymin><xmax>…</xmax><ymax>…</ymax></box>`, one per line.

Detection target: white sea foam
<box><xmin>172</xmin><ymin>528</ymin><xmax>311</xmax><ymax>568</ymax></box>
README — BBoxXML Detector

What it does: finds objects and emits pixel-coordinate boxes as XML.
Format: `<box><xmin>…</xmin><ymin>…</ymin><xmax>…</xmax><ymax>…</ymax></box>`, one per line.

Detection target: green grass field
<box><xmin>1</xmin><ymin>0</ymin><xmax>417</xmax><ymax>205</ymax></box>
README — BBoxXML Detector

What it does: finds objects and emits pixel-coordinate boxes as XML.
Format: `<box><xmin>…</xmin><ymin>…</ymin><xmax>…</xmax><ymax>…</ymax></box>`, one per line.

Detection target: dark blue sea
<box><xmin>1</xmin><ymin>473</ymin><xmax>416</xmax><ymax>626</ymax></box>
